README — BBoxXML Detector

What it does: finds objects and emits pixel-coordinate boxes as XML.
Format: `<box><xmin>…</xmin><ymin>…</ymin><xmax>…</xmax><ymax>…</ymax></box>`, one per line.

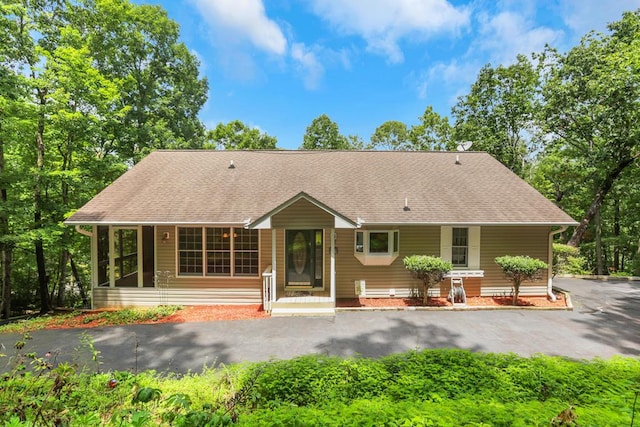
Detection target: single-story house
<box><xmin>65</xmin><ymin>150</ymin><xmax>577</xmax><ymax>315</ymax></box>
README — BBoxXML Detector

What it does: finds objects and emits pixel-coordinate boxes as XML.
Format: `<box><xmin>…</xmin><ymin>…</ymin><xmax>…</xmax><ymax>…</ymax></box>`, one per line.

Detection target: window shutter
<box><xmin>468</xmin><ymin>226</ymin><xmax>481</xmax><ymax>269</ymax></box>
<box><xmin>440</xmin><ymin>226</ymin><xmax>452</xmax><ymax>262</ymax></box>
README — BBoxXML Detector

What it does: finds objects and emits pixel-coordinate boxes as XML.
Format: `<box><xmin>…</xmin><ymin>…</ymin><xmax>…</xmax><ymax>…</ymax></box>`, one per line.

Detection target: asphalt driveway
<box><xmin>1</xmin><ymin>278</ymin><xmax>638</xmax><ymax>374</ymax></box>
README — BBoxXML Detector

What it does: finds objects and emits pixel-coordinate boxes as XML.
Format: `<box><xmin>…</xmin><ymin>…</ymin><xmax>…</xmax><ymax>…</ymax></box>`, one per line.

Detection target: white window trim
<box><xmin>354</xmin><ymin>229</ymin><xmax>399</xmax><ymax>266</ymax></box>
<box><xmin>175</xmin><ymin>226</ymin><xmax>260</xmax><ymax>278</ymax></box>
<box><xmin>440</xmin><ymin>226</ymin><xmax>480</xmax><ymax>270</ymax></box>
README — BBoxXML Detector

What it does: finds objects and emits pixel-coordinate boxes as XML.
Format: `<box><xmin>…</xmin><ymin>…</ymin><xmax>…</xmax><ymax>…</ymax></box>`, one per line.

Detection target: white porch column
<box><xmin>330</xmin><ymin>228</ymin><xmax>336</xmax><ymax>303</ymax></box>
<box><xmin>137</xmin><ymin>226</ymin><xmax>144</xmax><ymax>287</ymax></box>
<box><xmin>271</xmin><ymin>228</ymin><xmax>277</xmax><ymax>302</ymax></box>
<box><xmin>108</xmin><ymin>225</ymin><xmax>115</xmax><ymax>288</ymax></box>
<box><xmin>90</xmin><ymin>226</ymin><xmax>98</xmax><ymax>289</ymax></box>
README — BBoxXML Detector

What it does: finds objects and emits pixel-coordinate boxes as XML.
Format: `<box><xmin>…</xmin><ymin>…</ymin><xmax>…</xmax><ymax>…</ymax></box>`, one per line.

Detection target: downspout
<box><xmin>547</xmin><ymin>225</ymin><xmax>568</xmax><ymax>301</ymax></box>
<box><xmin>75</xmin><ymin>225</ymin><xmax>93</xmax><ymax>237</ymax></box>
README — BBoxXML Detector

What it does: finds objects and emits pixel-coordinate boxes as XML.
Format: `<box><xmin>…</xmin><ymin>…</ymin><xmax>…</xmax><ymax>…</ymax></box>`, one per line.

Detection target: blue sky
<box><xmin>137</xmin><ymin>0</ymin><xmax>640</xmax><ymax>149</ymax></box>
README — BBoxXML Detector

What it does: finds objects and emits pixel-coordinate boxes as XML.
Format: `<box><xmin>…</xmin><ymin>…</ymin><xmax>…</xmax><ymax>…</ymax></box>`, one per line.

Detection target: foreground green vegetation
<box><xmin>0</xmin><ymin>306</ymin><xmax>182</xmax><ymax>334</ymax></box>
<box><xmin>1</xmin><ymin>338</ymin><xmax>638</xmax><ymax>426</ymax></box>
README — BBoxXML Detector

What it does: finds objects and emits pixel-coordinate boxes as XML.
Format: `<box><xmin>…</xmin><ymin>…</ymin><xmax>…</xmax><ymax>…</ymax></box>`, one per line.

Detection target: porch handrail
<box><xmin>262</xmin><ymin>265</ymin><xmax>274</xmax><ymax>312</ymax></box>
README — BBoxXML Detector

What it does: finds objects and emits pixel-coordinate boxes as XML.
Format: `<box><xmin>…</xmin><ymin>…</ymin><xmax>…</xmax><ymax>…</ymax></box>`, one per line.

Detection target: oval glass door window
<box><xmin>293</xmin><ymin>231</ymin><xmax>307</xmax><ymax>274</ymax></box>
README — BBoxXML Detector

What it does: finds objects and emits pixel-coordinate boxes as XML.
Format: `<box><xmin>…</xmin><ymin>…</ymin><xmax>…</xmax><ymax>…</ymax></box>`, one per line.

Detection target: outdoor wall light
<box><xmin>162</xmin><ymin>231</ymin><xmax>170</xmax><ymax>242</ymax></box>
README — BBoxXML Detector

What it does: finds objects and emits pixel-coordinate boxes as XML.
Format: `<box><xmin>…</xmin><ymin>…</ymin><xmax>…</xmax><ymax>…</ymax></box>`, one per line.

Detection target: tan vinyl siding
<box><xmin>335</xmin><ymin>226</ymin><xmax>440</xmax><ymax>298</ymax></box>
<box><xmin>260</xmin><ymin>229</ymin><xmax>272</xmax><ymax>272</ymax></box>
<box><xmin>479</xmin><ymin>226</ymin><xmax>550</xmax><ymax>296</ymax></box>
<box><xmin>93</xmin><ymin>287</ymin><xmax>261</xmax><ymax>308</ymax></box>
<box><xmin>271</xmin><ymin>198</ymin><xmax>334</xmax><ymax>228</ymax></box>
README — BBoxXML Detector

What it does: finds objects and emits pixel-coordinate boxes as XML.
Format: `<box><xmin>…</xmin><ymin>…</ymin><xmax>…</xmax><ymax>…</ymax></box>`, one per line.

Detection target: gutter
<box><xmin>547</xmin><ymin>225</ymin><xmax>568</xmax><ymax>301</ymax></box>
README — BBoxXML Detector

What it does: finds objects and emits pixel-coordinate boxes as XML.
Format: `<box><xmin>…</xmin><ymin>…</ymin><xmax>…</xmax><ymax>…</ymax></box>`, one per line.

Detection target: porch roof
<box><xmin>249</xmin><ymin>192</ymin><xmax>358</xmax><ymax>229</ymax></box>
<box><xmin>65</xmin><ymin>150</ymin><xmax>577</xmax><ymax>226</ymax></box>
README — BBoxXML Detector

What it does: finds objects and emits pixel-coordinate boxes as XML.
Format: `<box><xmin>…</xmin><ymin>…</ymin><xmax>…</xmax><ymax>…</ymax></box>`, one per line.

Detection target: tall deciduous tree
<box><xmin>83</xmin><ymin>0</ymin><xmax>208</xmax><ymax>162</ymax></box>
<box><xmin>371</xmin><ymin>120</ymin><xmax>409</xmax><ymax>150</ymax></box>
<box><xmin>208</xmin><ymin>120</ymin><xmax>277</xmax><ymax>150</ymax></box>
<box><xmin>370</xmin><ymin>107</ymin><xmax>452</xmax><ymax>151</ymax></box>
<box><xmin>409</xmin><ymin>106</ymin><xmax>454</xmax><ymax>151</ymax></box>
<box><xmin>453</xmin><ymin>55</ymin><xmax>540</xmax><ymax>176</ymax></box>
<box><xmin>0</xmin><ymin>0</ymin><xmax>208</xmax><ymax>314</ymax></box>
<box><xmin>540</xmin><ymin>11</ymin><xmax>640</xmax><ymax>247</ymax></box>
<box><xmin>300</xmin><ymin>114</ymin><xmax>349</xmax><ymax>150</ymax></box>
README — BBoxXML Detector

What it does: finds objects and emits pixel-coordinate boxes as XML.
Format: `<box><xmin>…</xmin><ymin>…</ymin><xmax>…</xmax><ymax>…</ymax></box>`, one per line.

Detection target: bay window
<box><xmin>354</xmin><ymin>230</ymin><xmax>400</xmax><ymax>265</ymax></box>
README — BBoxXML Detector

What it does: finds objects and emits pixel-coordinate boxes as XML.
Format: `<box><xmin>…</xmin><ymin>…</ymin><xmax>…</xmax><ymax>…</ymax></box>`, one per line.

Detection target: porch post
<box><xmin>271</xmin><ymin>228</ymin><xmax>277</xmax><ymax>302</ymax></box>
<box><xmin>108</xmin><ymin>225</ymin><xmax>115</xmax><ymax>288</ymax></box>
<box><xmin>137</xmin><ymin>226</ymin><xmax>144</xmax><ymax>287</ymax></box>
<box><xmin>90</xmin><ymin>225</ymin><xmax>98</xmax><ymax>289</ymax></box>
<box><xmin>91</xmin><ymin>226</ymin><xmax>98</xmax><ymax>309</ymax></box>
<box><xmin>330</xmin><ymin>228</ymin><xmax>336</xmax><ymax>303</ymax></box>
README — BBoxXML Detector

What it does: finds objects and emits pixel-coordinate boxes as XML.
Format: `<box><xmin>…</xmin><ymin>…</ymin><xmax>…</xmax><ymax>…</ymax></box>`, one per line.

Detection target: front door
<box><xmin>286</xmin><ymin>229</ymin><xmax>323</xmax><ymax>288</ymax></box>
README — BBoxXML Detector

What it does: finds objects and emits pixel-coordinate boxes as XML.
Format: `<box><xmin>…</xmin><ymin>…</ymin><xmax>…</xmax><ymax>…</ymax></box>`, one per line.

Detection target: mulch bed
<box><xmin>40</xmin><ymin>294</ymin><xmax>565</xmax><ymax>330</ymax></box>
<box><xmin>336</xmin><ymin>293</ymin><xmax>566</xmax><ymax>308</ymax></box>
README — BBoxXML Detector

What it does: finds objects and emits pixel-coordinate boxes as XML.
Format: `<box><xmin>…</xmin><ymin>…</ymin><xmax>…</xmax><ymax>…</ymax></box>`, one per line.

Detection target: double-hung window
<box><xmin>440</xmin><ymin>226</ymin><xmax>480</xmax><ymax>270</ymax></box>
<box><xmin>451</xmin><ymin>228</ymin><xmax>468</xmax><ymax>267</ymax></box>
<box><xmin>178</xmin><ymin>227</ymin><xmax>259</xmax><ymax>277</ymax></box>
<box><xmin>178</xmin><ymin>228</ymin><xmax>203</xmax><ymax>275</ymax></box>
<box><xmin>354</xmin><ymin>230</ymin><xmax>399</xmax><ymax>265</ymax></box>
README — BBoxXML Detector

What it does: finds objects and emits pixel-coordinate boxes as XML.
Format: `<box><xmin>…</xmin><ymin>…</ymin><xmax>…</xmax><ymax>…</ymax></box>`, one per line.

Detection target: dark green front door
<box><xmin>285</xmin><ymin>229</ymin><xmax>323</xmax><ymax>288</ymax></box>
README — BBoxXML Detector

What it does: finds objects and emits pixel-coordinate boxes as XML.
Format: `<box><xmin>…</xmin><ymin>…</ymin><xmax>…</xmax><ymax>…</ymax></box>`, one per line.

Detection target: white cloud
<box><xmin>411</xmin><ymin>60</ymin><xmax>479</xmax><ymax>102</ymax></box>
<box><xmin>291</xmin><ymin>43</ymin><xmax>325</xmax><ymax>90</ymax></box>
<box><xmin>309</xmin><ymin>0</ymin><xmax>470</xmax><ymax>63</ymax></box>
<box><xmin>475</xmin><ymin>11</ymin><xmax>564</xmax><ymax>65</ymax></box>
<box><xmin>190</xmin><ymin>0</ymin><xmax>287</xmax><ymax>55</ymax></box>
<box><xmin>559</xmin><ymin>0</ymin><xmax>640</xmax><ymax>39</ymax></box>
<box><xmin>410</xmin><ymin>6</ymin><xmax>564</xmax><ymax>105</ymax></box>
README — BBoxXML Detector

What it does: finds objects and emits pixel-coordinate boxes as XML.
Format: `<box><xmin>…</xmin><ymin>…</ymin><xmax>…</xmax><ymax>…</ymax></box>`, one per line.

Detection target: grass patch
<box><xmin>0</xmin><ymin>305</ymin><xmax>183</xmax><ymax>334</ymax></box>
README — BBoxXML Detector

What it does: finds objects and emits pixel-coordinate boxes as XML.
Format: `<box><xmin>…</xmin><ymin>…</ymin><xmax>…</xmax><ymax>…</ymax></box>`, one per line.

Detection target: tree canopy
<box><xmin>301</xmin><ymin>114</ymin><xmax>350</xmax><ymax>150</ymax></box>
<box><xmin>208</xmin><ymin>120</ymin><xmax>278</xmax><ymax>150</ymax></box>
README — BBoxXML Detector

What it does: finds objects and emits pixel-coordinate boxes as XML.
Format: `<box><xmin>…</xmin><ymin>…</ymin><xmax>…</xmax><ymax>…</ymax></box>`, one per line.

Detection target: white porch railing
<box><xmin>262</xmin><ymin>265</ymin><xmax>275</xmax><ymax>312</ymax></box>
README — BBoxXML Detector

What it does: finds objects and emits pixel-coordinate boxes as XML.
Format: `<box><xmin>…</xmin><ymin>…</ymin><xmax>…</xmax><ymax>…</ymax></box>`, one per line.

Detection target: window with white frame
<box><xmin>440</xmin><ymin>226</ymin><xmax>481</xmax><ymax>270</ymax></box>
<box><xmin>178</xmin><ymin>227</ymin><xmax>259</xmax><ymax>277</ymax></box>
<box><xmin>354</xmin><ymin>230</ymin><xmax>399</xmax><ymax>265</ymax></box>
<box><xmin>451</xmin><ymin>228</ymin><xmax>468</xmax><ymax>267</ymax></box>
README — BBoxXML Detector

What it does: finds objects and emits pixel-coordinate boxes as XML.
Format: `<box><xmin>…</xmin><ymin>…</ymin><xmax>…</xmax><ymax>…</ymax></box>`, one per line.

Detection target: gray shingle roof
<box><xmin>65</xmin><ymin>150</ymin><xmax>577</xmax><ymax>226</ymax></box>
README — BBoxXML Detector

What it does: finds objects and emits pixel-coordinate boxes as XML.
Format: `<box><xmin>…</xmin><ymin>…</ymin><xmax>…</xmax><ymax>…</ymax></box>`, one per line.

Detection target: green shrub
<box><xmin>495</xmin><ymin>255</ymin><xmax>548</xmax><ymax>305</ymax></box>
<box><xmin>403</xmin><ymin>255</ymin><xmax>452</xmax><ymax>304</ymax></box>
<box><xmin>553</xmin><ymin>243</ymin><xmax>589</xmax><ymax>276</ymax></box>
<box><xmin>2</xmin><ymin>339</ymin><xmax>639</xmax><ymax>426</ymax></box>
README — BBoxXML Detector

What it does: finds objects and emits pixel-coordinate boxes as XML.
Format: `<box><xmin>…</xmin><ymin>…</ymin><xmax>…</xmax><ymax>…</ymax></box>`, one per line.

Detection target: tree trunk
<box><xmin>35</xmin><ymin>89</ymin><xmax>51</xmax><ymax>314</ymax></box>
<box><xmin>55</xmin><ymin>250</ymin><xmax>69</xmax><ymax>307</ymax></box>
<box><xmin>613</xmin><ymin>194</ymin><xmax>620</xmax><ymax>271</ymax></box>
<box><xmin>595</xmin><ymin>208</ymin><xmax>603</xmax><ymax>275</ymax></box>
<box><xmin>70</xmin><ymin>255</ymin><xmax>89</xmax><ymax>308</ymax></box>
<box><xmin>0</xmin><ymin>119</ymin><xmax>12</xmax><ymax>319</ymax></box>
<box><xmin>1</xmin><ymin>247</ymin><xmax>12</xmax><ymax>319</ymax></box>
<box><xmin>512</xmin><ymin>278</ymin><xmax>521</xmax><ymax>306</ymax></box>
<box><xmin>568</xmin><ymin>155</ymin><xmax>639</xmax><ymax>247</ymax></box>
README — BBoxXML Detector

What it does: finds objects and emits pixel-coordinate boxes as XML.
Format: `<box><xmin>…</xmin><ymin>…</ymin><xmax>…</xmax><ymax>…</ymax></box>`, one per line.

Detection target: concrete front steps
<box><xmin>269</xmin><ymin>297</ymin><xmax>335</xmax><ymax>316</ymax></box>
